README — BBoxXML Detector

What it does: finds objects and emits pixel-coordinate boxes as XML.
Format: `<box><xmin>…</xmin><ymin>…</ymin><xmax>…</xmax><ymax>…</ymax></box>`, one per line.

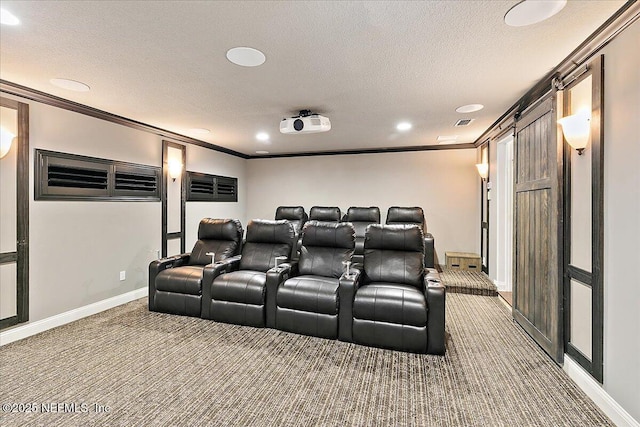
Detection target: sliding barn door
<box><xmin>513</xmin><ymin>94</ymin><xmax>564</xmax><ymax>363</ymax></box>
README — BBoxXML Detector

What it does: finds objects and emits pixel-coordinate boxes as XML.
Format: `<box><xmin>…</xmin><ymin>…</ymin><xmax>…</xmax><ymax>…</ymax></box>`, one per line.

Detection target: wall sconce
<box><xmin>0</xmin><ymin>127</ymin><xmax>15</xmax><ymax>159</ymax></box>
<box><xmin>475</xmin><ymin>163</ymin><xmax>489</xmax><ymax>180</ymax></box>
<box><xmin>558</xmin><ymin>109</ymin><xmax>590</xmax><ymax>155</ymax></box>
<box><xmin>167</xmin><ymin>158</ymin><xmax>183</xmax><ymax>182</ymax></box>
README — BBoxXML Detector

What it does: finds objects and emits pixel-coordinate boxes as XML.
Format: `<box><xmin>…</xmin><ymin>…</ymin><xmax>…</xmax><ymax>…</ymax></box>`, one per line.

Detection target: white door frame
<box><xmin>496</xmin><ymin>134</ymin><xmax>514</xmax><ymax>292</ymax></box>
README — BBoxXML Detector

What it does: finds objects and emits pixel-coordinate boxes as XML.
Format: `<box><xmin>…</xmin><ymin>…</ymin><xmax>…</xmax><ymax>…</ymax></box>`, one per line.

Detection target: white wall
<box><xmin>0</xmin><ymin>94</ymin><xmax>247</xmax><ymax>324</ymax></box>
<box><xmin>599</xmin><ymin>20</ymin><xmax>640</xmax><ymax>422</ymax></box>
<box><xmin>246</xmin><ymin>149</ymin><xmax>480</xmax><ymax>265</ymax></box>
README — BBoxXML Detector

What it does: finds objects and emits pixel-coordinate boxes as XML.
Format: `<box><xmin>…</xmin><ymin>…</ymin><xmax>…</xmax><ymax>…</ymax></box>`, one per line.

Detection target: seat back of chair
<box><xmin>298</xmin><ymin>221</ymin><xmax>355</xmax><ymax>278</ymax></box>
<box><xmin>363</xmin><ymin>224</ymin><xmax>424</xmax><ymax>288</ymax></box>
<box><xmin>189</xmin><ymin>218</ymin><xmax>243</xmax><ymax>265</ymax></box>
<box><xmin>385</xmin><ymin>206</ymin><xmax>426</xmax><ymax>231</ymax></box>
<box><xmin>239</xmin><ymin>219</ymin><xmax>295</xmax><ymax>272</ymax></box>
<box><xmin>343</xmin><ymin>206</ymin><xmax>380</xmax><ymax>239</ymax></box>
<box><xmin>309</xmin><ymin>206</ymin><xmax>341</xmax><ymax>222</ymax></box>
<box><xmin>275</xmin><ymin>206</ymin><xmax>308</xmax><ymax>235</ymax></box>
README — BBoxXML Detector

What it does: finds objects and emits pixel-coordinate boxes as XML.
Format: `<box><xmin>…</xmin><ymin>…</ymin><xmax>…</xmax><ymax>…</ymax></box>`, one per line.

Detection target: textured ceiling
<box><xmin>0</xmin><ymin>1</ymin><xmax>626</xmax><ymax>156</ymax></box>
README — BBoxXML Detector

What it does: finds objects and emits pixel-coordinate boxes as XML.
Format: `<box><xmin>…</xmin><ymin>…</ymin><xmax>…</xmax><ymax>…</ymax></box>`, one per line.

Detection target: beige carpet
<box><xmin>0</xmin><ymin>293</ymin><xmax>611</xmax><ymax>426</ymax></box>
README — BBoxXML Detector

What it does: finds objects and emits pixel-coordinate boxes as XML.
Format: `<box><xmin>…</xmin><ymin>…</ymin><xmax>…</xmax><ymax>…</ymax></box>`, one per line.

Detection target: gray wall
<box><xmin>1</xmin><ymin>94</ymin><xmax>247</xmax><ymax>324</ymax></box>
<box><xmin>599</xmin><ymin>20</ymin><xmax>640</xmax><ymax>421</ymax></box>
<box><xmin>246</xmin><ymin>149</ymin><xmax>480</xmax><ymax>265</ymax></box>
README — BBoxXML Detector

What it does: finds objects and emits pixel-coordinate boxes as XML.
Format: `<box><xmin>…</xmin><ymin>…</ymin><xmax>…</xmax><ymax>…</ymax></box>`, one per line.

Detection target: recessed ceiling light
<box><xmin>437</xmin><ymin>135</ymin><xmax>458</xmax><ymax>142</ymax></box>
<box><xmin>188</xmin><ymin>128</ymin><xmax>211</xmax><ymax>135</ymax></box>
<box><xmin>504</xmin><ymin>0</ymin><xmax>567</xmax><ymax>27</ymax></box>
<box><xmin>396</xmin><ymin>122</ymin><xmax>412</xmax><ymax>131</ymax></box>
<box><xmin>226</xmin><ymin>47</ymin><xmax>266</xmax><ymax>67</ymax></box>
<box><xmin>0</xmin><ymin>8</ymin><xmax>20</xmax><ymax>25</ymax></box>
<box><xmin>456</xmin><ymin>104</ymin><xmax>484</xmax><ymax>113</ymax></box>
<box><xmin>50</xmin><ymin>78</ymin><xmax>90</xmax><ymax>92</ymax></box>
<box><xmin>255</xmin><ymin>150</ymin><xmax>270</xmax><ymax>155</ymax></box>
<box><xmin>256</xmin><ymin>132</ymin><xmax>270</xmax><ymax>142</ymax></box>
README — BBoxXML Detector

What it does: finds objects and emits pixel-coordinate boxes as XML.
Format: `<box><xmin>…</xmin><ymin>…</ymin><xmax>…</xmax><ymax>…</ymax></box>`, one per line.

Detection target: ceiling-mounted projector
<box><xmin>280</xmin><ymin>110</ymin><xmax>331</xmax><ymax>134</ymax></box>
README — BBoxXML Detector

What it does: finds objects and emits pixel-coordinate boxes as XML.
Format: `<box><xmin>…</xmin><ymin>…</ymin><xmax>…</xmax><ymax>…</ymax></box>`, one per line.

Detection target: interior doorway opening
<box><xmin>496</xmin><ymin>134</ymin><xmax>514</xmax><ymax>293</ymax></box>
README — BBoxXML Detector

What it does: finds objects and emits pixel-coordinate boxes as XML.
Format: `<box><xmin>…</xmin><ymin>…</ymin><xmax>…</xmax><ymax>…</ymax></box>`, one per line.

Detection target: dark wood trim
<box><xmin>567</xmin><ymin>265</ymin><xmax>593</xmax><ymax>287</ymax></box>
<box><xmin>0</xmin><ymin>80</ymin><xmax>249</xmax><ymax>159</ymax></box>
<box><xmin>567</xmin><ymin>342</ymin><xmax>593</xmax><ymax>373</ymax></box>
<box><xmin>249</xmin><ymin>142</ymin><xmax>475</xmax><ymax>159</ymax></box>
<box><xmin>561</xmin><ymin>55</ymin><xmax>604</xmax><ymax>383</ymax></box>
<box><xmin>591</xmin><ymin>54</ymin><xmax>605</xmax><ymax>383</ymax></box>
<box><xmin>162</xmin><ymin>141</ymin><xmax>186</xmax><ymax>257</ymax></box>
<box><xmin>473</xmin><ymin>1</ymin><xmax>637</xmax><ymax>148</ymax></box>
<box><xmin>479</xmin><ymin>143</ymin><xmax>490</xmax><ymax>274</ymax></box>
<box><xmin>0</xmin><ymin>252</ymin><xmax>18</xmax><ymax>264</ymax></box>
<box><xmin>17</xmin><ymin>101</ymin><xmax>29</xmax><ymax>324</ymax></box>
<box><xmin>1</xmin><ymin>97</ymin><xmax>29</xmax><ymax>329</ymax></box>
<box><xmin>0</xmin><ymin>316</ymin><xmax>20</xmax><ymax>329</ymax></box>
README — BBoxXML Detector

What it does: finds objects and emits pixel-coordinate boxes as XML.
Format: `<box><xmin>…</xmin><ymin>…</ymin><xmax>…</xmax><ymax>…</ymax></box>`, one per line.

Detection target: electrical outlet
<box><xmin>119</xmin><ymin>271</ymin><xmax>126</xmax><ymax>281</ymax></box>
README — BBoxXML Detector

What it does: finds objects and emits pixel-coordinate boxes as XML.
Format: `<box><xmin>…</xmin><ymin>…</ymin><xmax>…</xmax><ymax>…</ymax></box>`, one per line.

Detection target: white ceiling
<box><xmin>0</xmin><ymin>1</ymin><xmax>626</xmax><ymax>157</ymax></box>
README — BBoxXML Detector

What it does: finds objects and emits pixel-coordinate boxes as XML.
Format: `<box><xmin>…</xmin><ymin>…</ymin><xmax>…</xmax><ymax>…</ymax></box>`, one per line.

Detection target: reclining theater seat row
<box><xmin>149</xmin><ymin>218</ymin><xmax>243</xmax><ymax>317</ymax></box>
<box><xmin>149</xmin><ymin>214</ymin><xmax>446</xmax><ymax>355</ymax></box>
<box><xmin>275</xmin><ymin>205</ymin><xmax>435</xmax><ymax>267</ymax></box>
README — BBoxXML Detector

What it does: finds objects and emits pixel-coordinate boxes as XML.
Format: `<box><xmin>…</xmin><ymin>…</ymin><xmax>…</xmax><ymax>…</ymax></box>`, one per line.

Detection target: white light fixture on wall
<box><xmin>0</xmin><ymin>127</ymin><xmax>15</xmax><ymax>159</ymax></box>
<box><xmin>167</xmin><ymin>158</ymin><xmax>183</xmax><ymax>181</ymax></box>
<box><xmin>558</xmin><ymin>108</ymin><xmax>590</xmax><ymax>155</ymax></box>
<box><xmin>475</xmin><ymin>163</ymin><xmax>489</xmax><ymax>180</ymax></box>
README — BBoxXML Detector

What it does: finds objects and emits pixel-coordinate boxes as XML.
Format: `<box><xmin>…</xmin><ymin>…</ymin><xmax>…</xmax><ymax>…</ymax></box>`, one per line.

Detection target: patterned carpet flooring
<box><xmin>0</xmin><ymin>293</ymin><xmax>611</xmax><ymax>426</ymax></box>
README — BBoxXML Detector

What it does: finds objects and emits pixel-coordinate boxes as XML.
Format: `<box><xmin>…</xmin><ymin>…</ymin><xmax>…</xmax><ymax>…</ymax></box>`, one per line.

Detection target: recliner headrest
<box><xmin>345</xmin><ymin>206</ymin><xmax>380</xmax><ymax>223</ymax></box>
<box><xmin>386</xmin><ymin>206</ymin><xmax>425</xmax><ymax>230</ymax></box>
<box><xmin>246</xmin><ymin>219</ymin><xmax>295</xmax><ymax>244</ymax></box>
<box><xmin>275</xmin><ymin>206</ymin><xmax>308</xmax><ymax>222</ymax></box>
<box><xmin>365</xmin><ymin>224</ymin><xmax>424</xmax><ymax>252</ymax></box>
<box><xmin>309</xmin><ymin>206</ymin><xmax>341</xmax><ymax>222</ymax></box>
<box><xmin>198</xmin><ymin>218</ymin><xmax>243</xmax><ymax>241</ymax></box>
<box><xmin>302</xmin><ymin>220</ymin><xmax>355</xmax><ymax>249</ymax></box>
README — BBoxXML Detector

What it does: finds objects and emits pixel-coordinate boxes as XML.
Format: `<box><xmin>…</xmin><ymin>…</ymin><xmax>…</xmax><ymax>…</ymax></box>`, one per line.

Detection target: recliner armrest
<box><xmin>424</xmin><ymin>275</ymin><xmax>446</xmax><ymax>355</ymax></box>
<box><xmin>424</xmin><ymin>234</ymin><xmax>435</xmax><ymax>268</ymax></box>
<box><xmin>148</xmin><ymin>253</ymin><xmax>191</xmax><ymax>310</ymax></box>
<box><xmin>200</xmin><ymin>258</ymin><xmax>241</xmax><ymax>318</ymax></box>
<box><xmin>265</xmin><ymin>261</ymin><xmax>299</xmax><ymax>328</ymax></box>
<box><xmin>338</xmin><ymin>267</ymin><xmax>361</xmax><ymax>342</ymax></box>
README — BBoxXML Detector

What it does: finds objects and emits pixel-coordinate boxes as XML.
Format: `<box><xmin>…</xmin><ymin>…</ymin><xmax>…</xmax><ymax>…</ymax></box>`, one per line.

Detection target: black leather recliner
<box><xmin>386</xmin><ymin>206</ymin><xmax>436</xmax><ymax>268</ymax></box>
<box><xmin>309</xmin><ymin>206</ymin><xmax>341</xmax><ymax>222</ymax></box>
<box><xmin>274</xmin><ymin>221</ymin><xmax>355</xmax><ymax>340</ymax></box>
<box><xmin>148</xmin><ymin>218</ymin><xmax>243</xmax><ymax>317</ymax></box>
<box><xmin>341</xmin><ymin>224</ymin><xmax>446</xmax><ymax>354</ymax></box>
<box><xmin>201</xmin><ymin>219</ymin><xmax>295</xmax><ymax>327</ymax></box>
<box><xmin>342</xmin><ymin>206</ymin><xmax>380</xmax><ymax>265</ymax></box>
<box><xmin>275</xmin><ymin>206</ymin><xmax>308</xmax><ymax>259</ymax></box>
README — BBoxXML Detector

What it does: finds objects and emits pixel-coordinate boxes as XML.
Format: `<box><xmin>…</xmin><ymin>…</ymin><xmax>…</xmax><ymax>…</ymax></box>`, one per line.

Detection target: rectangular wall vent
<box><xmin>36</xmin><ymin>149</ymin><xmax>160</xmax><ymax>201</ymax></box>
<box><xmin>455</xmin><ymin>119</ymin><xmax>474</xmax><ymax>127</ymax></box>
<box><xmin>187</xmin><ymin>171</ymin><xmax>238</xmax><ymax>202</ymax></box>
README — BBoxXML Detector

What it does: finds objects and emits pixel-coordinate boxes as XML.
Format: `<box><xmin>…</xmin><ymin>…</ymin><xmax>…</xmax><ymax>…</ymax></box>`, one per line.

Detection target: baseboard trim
<box><xmin>0</xmin><ymin>287</ymin><xmax>147</xmax><ymax>346</ymax></box>
<box><xmin>564</xmin><ymin>354</ymin><xmax>640</xmax><ymax>427</ymax></box>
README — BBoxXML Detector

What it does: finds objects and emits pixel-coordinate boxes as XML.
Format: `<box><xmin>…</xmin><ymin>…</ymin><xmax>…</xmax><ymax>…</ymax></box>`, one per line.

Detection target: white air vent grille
<box><xmin>455</xmin><ymin>119</ymin><xmax>474</xmax><ymax>127</ymax></box>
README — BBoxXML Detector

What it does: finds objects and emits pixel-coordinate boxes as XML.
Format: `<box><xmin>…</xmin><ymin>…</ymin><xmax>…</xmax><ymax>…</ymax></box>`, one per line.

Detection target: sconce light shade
<box><xmin>558</xmin><ymin>109</ymin><xmax>590</xmax><ymax>155</ymax></box>
<box><xmin>0</xmin><ymin>127</ymin><xmax>15</xmax><ymax>159</ymax></box>
<box><xmin>476</xmin><ymin>163</ymin><xmax>489</xmax><ymax>179</ymax></box>
<box><xmin>167</xmin><ymin>158</ymin><xmax>183</xmax><ymax>181</ymax></box>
